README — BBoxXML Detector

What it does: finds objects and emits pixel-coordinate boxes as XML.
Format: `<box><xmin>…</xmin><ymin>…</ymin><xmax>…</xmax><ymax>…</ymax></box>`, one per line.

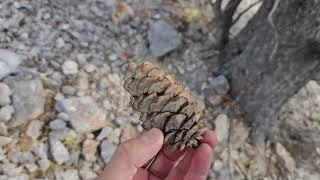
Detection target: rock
<box><xmin>275</xmin><ymin>142</ymin><xmax>296</xmax><ymax>173</ymax></box>
<box><xmin>79</xmin><ymin>167</ymin><xmax>97</xmax><ymax>180</ymax></box>
<box><xmin>62</xmin><ymin>86</ymin><xmax>76</xmax><ymax>95</ymax></box>
<box><xmin>55</xmin><ymin>96</ymin><xmax>107</xmax><ymax>133</ymax></box>
<box><xmin>0</xmin><ymin>105</ymin><xmax>14</xmax><ymax>122</ymax></box>
<box><xmin>96</xmin><ymin>126</ymin><xmax>113</xmax><ymax>141</ymax></box>
<box><xmin>108</xmin><ymin>53</ymin><xmax>118</xmax><ymax>61</ymax></box>
<box><xmin>84</xmin><ymin>64</ymin><xmax>97</xmax><ymax>73</ymax></box>
<box><xmin>148</xmin><ymin>20</ymin><xmax>182</xmax><ymax>57</ymax></box>
<box><xmin>7</xmin><ymin>79</ymin><xmax>45</xmax><ymax>127</ymax></box>
<box><xmin>100</xmin><ymin>139</ymin><xmax>116</xmax><ymax>163</ymax></box>
<box><xmin>26</xmin><ymin>120</ymin><xmax>44</xmax><ymax>140</ymax></box>
<box><xmin>17</xmin><ymin>151</ymin><xmax>35</xmax><ymax>164</ymax></box>
<box><xmin>57</xmin><ymin>112</ymin><xmax>69</xmax><ymax>121</ymax></box>
<box><xmin>37</xmin><ymin>158</ymin><xmax>51</xmax><ymax>172</ymax></box>
<box><xmin>7</xmin><ymin>174</ymin><xmax>28</xmax><ymax>180</ymax></box>
<box><xmin>0</xmin><ymin>49</ymin><xmax>22</xmax><ymax>80</ymax></box>
<box><xmin>0</xmin><ymin>123</ymin><xmax>8</xmax><ymax>136</ymax></box>
<box><xmin>56</xmin><ymin>37</ymin><xmax>66</xmax><ymax>48</ymax></box>
<box><xmin>113</xmin><ymin>116</ymin><xmax>130</xmax><ymax>127</ymax></box>
<box><xmin>209</xmin><ymin>75</ymin><xmax>230</xmax><ymax>95</ymax></box>
<box><xmin>214</xmin><ymin>114</ymin><xmax>230</xmax><ymax>143</ymax></box>
<box><xmin>49</xmin><ymin>136</ymin><xmax>70</xmax><ymax>165</ymax></box>
<box><xmin>62</xmin><ymin>60</ymin><xmax>79</xmax><ymax>75</ymax></box>
<box><xmin>49</xmin><ymin>119</ymin><xmax>67</xmax><ymax>130</ymax></box>
<box><xmin>24</xmin><ymin>163</ymin><xmax>38</xmax><ymax>172</ymax></box>
<box><xmin>61</xmin><ymin>169</ymin><xmax>80</xmax><ymax>180</ymax></box>
<box><xmin>66</xmin><ymin>150</ymin><xmax>80</xmax><ymax>166</ymax></box>
<box><xmin>0</xmin><ymin>136</ymin><xmax>12</xmax><ymax>147</ymax></box>
<box><xmin>108</xmin><ymin>128</ymin><xmax>121</xmax><ymax>144</ymax></box>
<box><xmin>0</xmin><ymin>83</ymin><xmax>11</xmax><ymax>106</ymax></box>
<box><xmin>82</xmin><ymin>139</ymin><xmax>98</xmax><ymax>161</ymax></box>
<box><xmin>33</xmin><ymin>142</ymin><xmax>49</xmax><ymax>159</ymax></box>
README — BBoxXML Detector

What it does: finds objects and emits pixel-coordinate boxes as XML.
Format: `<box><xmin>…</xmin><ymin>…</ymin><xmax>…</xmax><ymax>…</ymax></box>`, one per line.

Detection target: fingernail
<box><xmin>142</xmin><ymin>128</ymin><xmax>162</xmax><ymax>144</ymax></box>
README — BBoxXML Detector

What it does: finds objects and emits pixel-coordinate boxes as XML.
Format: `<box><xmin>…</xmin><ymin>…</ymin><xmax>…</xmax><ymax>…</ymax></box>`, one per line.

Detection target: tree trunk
<box><xmin>214</xmin><ymin>0</ymin><xmax>320</xmax><ymax>145</ymax></box>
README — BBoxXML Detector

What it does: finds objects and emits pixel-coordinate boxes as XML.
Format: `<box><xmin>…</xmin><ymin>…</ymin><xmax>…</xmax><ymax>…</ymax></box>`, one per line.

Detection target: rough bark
<box><xmin>213</xmin><ymin>0</ymin><xmax>320</xmax><ymax>145</ymax></box>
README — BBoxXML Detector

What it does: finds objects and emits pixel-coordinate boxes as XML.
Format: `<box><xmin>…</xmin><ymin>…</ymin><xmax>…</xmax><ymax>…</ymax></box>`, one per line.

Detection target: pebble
<box><xmin>108</xmin><ymin>128</ymin><xmax>121</xmax><ymax>144</ymax></box>
<box><xmin>0</xmin><ymin>105</ymin><xmax>14</xmax><ymax>122</ymax></box>
<box><xmin>56</xmin><ymin>37</ymin><xmax>66</xmax><ymax>48</ymax></box>
<box><xmin>57</xmin><ymin>112</ymin><xmax>70</xmax><ymax>121</ymax></box>
<box><xmin>100</xmin><ymin>140</ymin><xmax>116</xmax><ymax>163</ymax></box>
<box><xmin>209</xmin><ymin>75</ymin><xmax>230</xmax><ymax>95</ymax></box>
<box><xmin>32</xmin><ymin>142</ymin><xmax>49</xmax><ymax>159</ymax></box>
<box><xmin>62</xmin><ymin>85</ymin><xmax>76</xmax><ymax>95</ymax></box>
<box><xmin>82</xmin><ymin>139</ymin><xmax>98</xmax><ymax>161</ymax></box>
<box><xmin>17</xmin><ymin>151</ymin><xmax>35</xmax><ymax>164</ymax></box>
<box><xmin>26</xmin><ymin>120</ymin><xmax>44</xmax><ymax>140</ymax></box>
<box><xmin>108</xmin><ymin>53</ymin><xmax>118</xmax><ymax>61</ymax></box>
<box><xmin>7</xmin><ymin>79</ymin><xmax>45</xmax><ymax>127</ymax></box>
<box><xmin>0</xmin><ymin>49</ymin><xmax>22</xmax><ymax>80</ymax></box>
<box><xmin>7</xmin><ymin>174</ymin><xmax>28</xmax><ymax>180</ymax></box>
<box><xmin>0</xmin><ymin>123</ymin><xmax>8</xmax><ymax>136</ymax></box>
<box><xmin>113</xmin><ymin>116</ymin><xmax>130</xmax><ymax>128</ymax></box>
<box><xmin>61</xmin><ymin>169</ymin><xmax>80</xmax><ymax>180</ymax></box>
<box><xmin>55</xmin><ymin>96</ymin><xmax>107</xmax><ymax>133</ymax></box>
<box><xmin>66</xmin><ymin>150</ymin><xmax>80</xmax><ymax>166</ymax></box>
<box><xmin>79</xmin><ymin>167</ymin><xmax>98</xmax><ymax>180</ymax></box>
<box><xmin>24</xmin><ymin>163</ymin><xmax>38</xmax><ymax>172</ymax></box>
<box><xmin>214</xmin><ymin>114</ymin><xmax>230</xmax><ymax>143</ymax></box>
<box><xmin>148</xmin><ymin>20</ymin><xmax>182</xmax><ymax>57</ymax></box>
<box><xmin>37</xmin><ymin>158</ymin><xmax>51</xmax><ymax>172</ymax></box>
<box><xmin>84</xmin><ymin>64</ymin><xmax>97</xmax><ymax>73</ymax></box>
<box><xmin>0</xmin><ymin>136</ymin><xmax>12</xmax><ymax>147</ymax></box>
<box><xmin>96</xmin><ymin>126</ymin><xmax>113</xmax><ymax>141</ymax></box>
<box><xmin>49</xmin><ymin>119</ymin><xmax>67</xmax><ymax>130</ymax></box>
<box><xmin>49</xmin><ymin>136</ymin><xmax>70</xmax><ymax>165</ymax></box>
<box><xmin>62</xmin><ymin>60</ymin><xmax>79</xmax><ymax>75</ymax></box>
<box><xmin>0</xmin><ymin>83</ymin><xmax>11</xmax><ymax>106</ymax></box>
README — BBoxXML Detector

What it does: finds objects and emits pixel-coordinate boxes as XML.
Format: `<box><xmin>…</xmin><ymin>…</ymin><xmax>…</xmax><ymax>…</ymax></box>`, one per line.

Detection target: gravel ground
<box><xmin>0</xmin><ymin>0</ymin><xmax>319</xmax><ymax>179</ymax></box>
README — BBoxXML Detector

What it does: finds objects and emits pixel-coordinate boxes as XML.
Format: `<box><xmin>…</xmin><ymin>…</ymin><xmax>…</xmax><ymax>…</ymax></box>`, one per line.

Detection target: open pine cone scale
<box><xmin>123</xmin><ymin>61</ymin><xmax>206</xmax><ymax>151</ymax></box>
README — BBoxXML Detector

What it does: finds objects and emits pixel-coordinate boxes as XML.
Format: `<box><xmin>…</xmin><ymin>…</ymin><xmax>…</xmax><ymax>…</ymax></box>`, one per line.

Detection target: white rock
<box><xmin>61</xmin><ymin>169</ymin><xmax>80</xmax><ymax>180</ymax></box>
<box><xmin>56</xmin><ymin>37</ymin><xmax>66</xmax><ymax>48</ymax></box>
<box><xmin>62</xmin><ymin>61</ymin><xmax>79</xmax><ymax>75</ymax></box>
<box><xmin>0</xmin><ymin>83</ymin><xmax>11</xmax><ymax>106</ymax></box>
<box><xmin>0</xmin><ymin>136</ymin><xmax>12</xmax><ymax>147</ymax></box>
<box><xmin>49</xmin><ymin>119</ymin><xmax>67</xmax><ymax>130</ymax></box>
<box><xmin>100</xmin><ymin>139</ymin><xmax>116</xmax><ymax>163</ymax></box>
<box><xmin>49</xmin><ymin>136</ymin><xmax>70</xmax><ymax>165</ymax></box>
<box><xmin>38</xmin><ymin>158</ymin><xmax>51</xmax><ymax>172</ymax></box>
<box><xmin>79</xmin><ymin>167</ymin><xmax>98</xmax><ymax>180</ymax></box>
<box><xmin>24</xmin><ymin>163</ymin><xmax>38</xmax><ymax>172</ymax></box>
<box><xmin>96</xmin><ymin>126</ymin><xmax>113</xmax><ymax>141</ymax></box>
<box><xmin>82</xmin><ymin>139</ymin><xmax>98</xmax><ymax>162</ymax></box>
<box><xmin>26</xmin><ymin>120</ymin><xmax>44</xmax><ymax>140</ymax></box>
<box><xmin>7</xmin><ymin>79</ymin><xmax>45</xmax><ymax>127</ymax></box>
<box><xmin>84</xmin><ymin>64</ymin><xmax>97</xmax><ymax>73</ymax></box>
<box><xmin>0</xmin><ymin>105</ymin><xmax>14</xmax><ymax>122</ymax></box>
<box><xmin>0</xmin><ymin>49</ymin><xmax>22</xmax><ymax>80</ymax></box>
<box><xmin>55</xmin><ymin>96</ymin><xmax>107</xmax><ymax>133</ymax></box>
<box><xmin>214</xmin><ymin>114</ymin><xmax>230</xmax><ymax>143</ymax></box>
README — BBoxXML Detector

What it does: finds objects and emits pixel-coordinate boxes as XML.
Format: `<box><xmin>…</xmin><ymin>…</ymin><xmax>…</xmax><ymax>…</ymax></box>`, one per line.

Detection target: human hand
<box><xmin>98</xmin><ymin>128</ymin><xmax>218</xmax><ymax>180</ymax></box>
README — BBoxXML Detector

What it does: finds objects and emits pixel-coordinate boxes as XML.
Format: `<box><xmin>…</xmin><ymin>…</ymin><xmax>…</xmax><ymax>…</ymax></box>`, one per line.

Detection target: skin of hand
<box><xmin>98</xmin><ymin>128</ymin><xmax>218</xmax><ymax>180</ymax></box>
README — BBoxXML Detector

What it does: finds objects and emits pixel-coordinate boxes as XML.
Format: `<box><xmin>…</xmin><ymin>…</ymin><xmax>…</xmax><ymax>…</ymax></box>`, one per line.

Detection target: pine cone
<box><xmin>123</xmin><ymin>61</ymin><xmax>206</xmax><ymax>150</ymax></box>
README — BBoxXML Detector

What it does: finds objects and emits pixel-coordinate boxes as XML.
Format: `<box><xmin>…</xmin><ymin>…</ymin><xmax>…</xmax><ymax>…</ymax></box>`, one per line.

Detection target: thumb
<box><xmin>99</xmin><ymin>128</ymin><xmax>164</xmax><ymax>180</ymax></box>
